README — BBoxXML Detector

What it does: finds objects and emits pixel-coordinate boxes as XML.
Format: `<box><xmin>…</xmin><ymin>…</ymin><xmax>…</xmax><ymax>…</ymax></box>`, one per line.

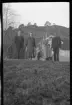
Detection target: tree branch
<box><xmin>3</xmin><ymin>3</ymin><xmax>19</xmax><ymax>30</ymax></box>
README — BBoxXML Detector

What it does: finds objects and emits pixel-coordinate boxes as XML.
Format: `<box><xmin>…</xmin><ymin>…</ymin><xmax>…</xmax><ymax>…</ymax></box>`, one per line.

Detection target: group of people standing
<box><xmin>7</xmin><ymin>30</ymin><xmax>62</xmax><ymax>61</ymax></box>
<box><xmin>35</xmin><ymin>34</ymin><xmax>62</xmax><ymax>61</ymax></box>
<box><xmin>38</xmin><ymin>35</ymin><xmax>53</xmax><ymax>60</ymax></box>
<box><xmin>14</xmin><ymin>31</ymin><xmax>36</xmax><ymax>60</ymax></box>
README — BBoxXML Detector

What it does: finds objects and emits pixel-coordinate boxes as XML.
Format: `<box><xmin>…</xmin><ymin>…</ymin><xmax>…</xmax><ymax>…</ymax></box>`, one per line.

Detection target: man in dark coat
<box><xmin>52</xmin><ymin>36</ymin><xmax>61</xmax><ymax>61</ymax></box>
<box><xmin>26</xmin><ymin>32</ymin><xmax>36</xmax><ymax>59</ymax></box>
<box><xmin>14</xmin><ymin>30</ymin><xmax>24</xmax><ymax>59</ymax></box>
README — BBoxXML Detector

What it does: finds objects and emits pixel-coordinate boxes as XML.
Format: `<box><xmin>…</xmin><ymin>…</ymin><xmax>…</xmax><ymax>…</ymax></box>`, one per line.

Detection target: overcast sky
<box><xmin>9</xmin><ymin>2</ymin><xmax>69</xmax><ymax>28</ymax></box>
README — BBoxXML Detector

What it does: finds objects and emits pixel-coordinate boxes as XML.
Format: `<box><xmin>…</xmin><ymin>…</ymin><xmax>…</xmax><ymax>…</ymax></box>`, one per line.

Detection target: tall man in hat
<box><xmin>52</xmin><ymin>35</ymin><xmax>61</xmax><ymax>61</ymax></box>
<box><xmin>14</xmin><ymin>30</ymin><xmax>24</xmax><ymax>59</ymax></box>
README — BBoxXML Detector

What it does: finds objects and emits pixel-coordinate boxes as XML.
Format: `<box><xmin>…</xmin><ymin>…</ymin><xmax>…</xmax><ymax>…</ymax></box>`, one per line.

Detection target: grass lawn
<box><xmin>4</xmin><ymin>60</ymin><xmax>70</xmax><ymax>105</ymax></box>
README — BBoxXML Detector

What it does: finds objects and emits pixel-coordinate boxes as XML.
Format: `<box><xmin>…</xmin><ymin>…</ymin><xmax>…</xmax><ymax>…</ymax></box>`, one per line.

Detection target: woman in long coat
<box><xmin>26</xmin><ymin>33</ymin><xmax>36</xmax><ymax>59</ymax></box>
<box><xmin>41</xmin><ymin>39</ymin><xmax>47</xmax><ymax>59</ymax></box>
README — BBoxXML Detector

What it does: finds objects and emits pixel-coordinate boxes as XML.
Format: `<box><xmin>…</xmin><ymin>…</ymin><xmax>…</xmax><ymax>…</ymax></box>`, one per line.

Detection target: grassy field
<box><xmin>4</xmin><ymin>60</ymin><xmax>70</xmax><ymax>105</ymax></box>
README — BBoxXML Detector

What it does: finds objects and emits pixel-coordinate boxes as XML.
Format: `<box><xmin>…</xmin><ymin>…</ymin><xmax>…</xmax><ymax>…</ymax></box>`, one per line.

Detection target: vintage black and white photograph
<box><xmin>0</xmin><ymin>17</ymin><xmax>1</xmax><ymax>105</ymax></box>
<box><xmin>3</xmin><ymin>2</ymin><xmax>70</xmax><ymax>105</ymax></box>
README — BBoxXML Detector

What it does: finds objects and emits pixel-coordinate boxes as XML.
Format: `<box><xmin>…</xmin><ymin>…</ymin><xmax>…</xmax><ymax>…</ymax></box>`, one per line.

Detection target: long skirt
<box><xmin>26</xmin><ymin>48</ymin><xmax>34</xmax><ymax>59</ymax></box>
<box><xmin>46</xmin><ymin>47</ymin><xmax>52</xmax><ymax>58</ymax></box>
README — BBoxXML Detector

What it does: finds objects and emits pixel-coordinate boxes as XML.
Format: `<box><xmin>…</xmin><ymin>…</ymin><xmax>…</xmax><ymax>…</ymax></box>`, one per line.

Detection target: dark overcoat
<box><xmin>14</xmin><ymin>34</ymin><xmax>24</xmax><ymax>59</ymax></box>
<box><xmin>14</xmin><ymin>35</ymin><xmax>24</xmax><ymax>52</ymax></box>
<box><xmin>52</xmin><ymin>36</ymin><xmax>61</xmax><ymax>50</ymax></box>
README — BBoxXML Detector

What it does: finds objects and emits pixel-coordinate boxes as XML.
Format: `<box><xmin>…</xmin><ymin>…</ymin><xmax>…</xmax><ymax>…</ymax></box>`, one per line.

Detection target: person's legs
<box><xmin>28</xmin><ymin>52</ymin><xmax>30</xmax><ymax>59</ymax></box>
<box><xmin>29</xmin><ymin>51</ymin><xmax>32</xmax><ymax>60</ymax></box>
<box><xmin>37</xmin><ymin>52</ymin><xmax>41</xmax><ymax>60</ymax></box>
<box><xmin>49</xmin><ymin>48</ymin><xmax>52</xmax><ymax>61</ymax></box>
<box><xmin>17</xmin><ymin>49</ymin><xmax>19</xmax><ymax>59</ymax></box>
<box><xmin>54</xmin><ymin>49</ymin><xmax>56</xmax><ymax>61</ymax></box>
<box><xmin>18</xmin><ymin>48</ymin><xmax>21</xmax><ymax>59</ymax></box>
<box><xmin>32</xmin><ymin>48</ymin><xmax>35</xmax><ymax>58</ymax></box>
<box><xmin>56</xmin><ymin>48</ymin><xmax>59</xmax><ymax>61</ymax></box>
<box><xmin>31</xmin><ymin>53</ymin><xmax>32</xmax><ymax>60</ymax></box>
<box><xmin>27</xmin><ymin>50</ymin><xmax>29</xmax><ymax>59</ymax></box>
<box><xmin>37</xmin><ymin>52</ymin><xmax>39</xmax><ymax>60</ymax></box>
<box><xmin>17</xmin><ymin>51</ymin><xmax>19</xmax><ymax>59</ymax></box>
<box><xmin>23</xmin><ymin>47</ymin><xmax>25</xmax><ymax>59</ymax></box>
<box><xmin>16</xmin><ymin>45</ymin><xmax>20</xmax><ymax>59</ymax></box>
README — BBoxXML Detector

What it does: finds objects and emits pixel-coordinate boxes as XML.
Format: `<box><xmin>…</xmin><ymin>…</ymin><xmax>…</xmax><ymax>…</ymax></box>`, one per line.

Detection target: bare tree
<box><xmin>3</xmin><ymin>3</ymin><xmax>19</xmax><ymax>30</ymax></box>
<box><xmin>34</xmin><ymin>23</ymin><xmax>37</xmax><ymax>26</ymax></box>
<box><xmin>18</xmin><ymin>24</ymin><xmax>24</xmax><ymax>29</ymax></box>
<box><xmin>27</xmin><ymin>22</ymin><xmax>31</xmax><ymax>26</ymax></box>
<box><xmin>53</xmin><ymin>23</ymin><xmax>56</xmax><ymax>25</ymax></box>
<box><xmin>44</xmin><ymin>21</ymin><xmax>51</xmax><ymax>26</ymax></box>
